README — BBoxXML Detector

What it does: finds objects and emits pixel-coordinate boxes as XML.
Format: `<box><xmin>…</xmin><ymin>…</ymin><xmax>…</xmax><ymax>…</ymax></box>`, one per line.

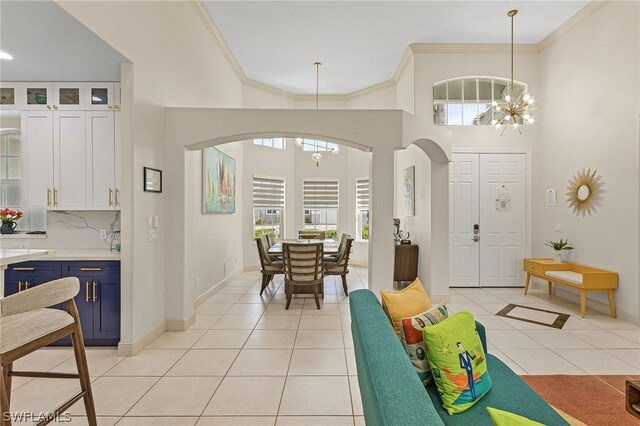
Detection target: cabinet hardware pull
<box><xmin>47</xmin><ymin>105</ymin><xmax>52</xmax><ymax>110</ymax></box>
<box><xmin>47</xmin><ymin>188</ymin><xmax>51</xmax><ymax>207</ymax></box>
<box><xmin>115</xmin><ymin>189</ymin><xmax>119</xmax><ymax>206</ymax></box>
<box><xmin>53</xmin><ymin>188</ymin><xmax>58</xmax><ymax>207</ymax></box>
<box><xmin>53</xmin><ymin>105</ymin><xmax>58</xmax><ymax>110</ymax></box>
<box><xmin>92</xmin><ymin>282</ymin><xmax>97</xmax><ymax>302</ymax></box>
<box><xmin>13</xmin><ymin>267</ymin><xmax>35</xmax><ymax>271</ymax></box>
<box><xmin>115</xmin><ymin>105</ymin><xmax>120</xmax><ymax>110</ymax></box>
<box><xmin>85</xmin><ymin>282</ymin><xmax>90</xmax><ymax>302</ymax></box>
<box><xmin>80</xmin><ymin>267</ymin><xmax>102</xmax><ymax>271</ymax></box>
<box><xmin>108</xmin><ymin>104</ymin><xmax>113</xmax><ymax>110</ymax></box>
<box><xmin>18</xmin><ymin>281</ymin><xmax>22</xmax><ymax>292</ymax></box>
<box><xmin>109</xmin><ymin>188</ymin><xmax>113</xmax><ymax>206</ymax></box>
<box><xmin>25</xmin><ymin>281</ymin><xmax>29</xmax><ymax>289</ymax></box>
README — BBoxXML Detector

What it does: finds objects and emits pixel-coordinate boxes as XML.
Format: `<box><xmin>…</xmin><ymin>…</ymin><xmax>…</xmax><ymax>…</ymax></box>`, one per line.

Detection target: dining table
<box><xmin>267</xmin><ymin>238</ymin><xmax>339</xmax><ymax>256</ymax></box>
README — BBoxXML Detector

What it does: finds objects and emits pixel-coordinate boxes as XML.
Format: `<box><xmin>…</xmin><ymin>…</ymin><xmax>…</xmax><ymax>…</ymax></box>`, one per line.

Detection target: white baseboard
<box><xmin>194</xmin><ymin>268</ymin><xmax>243</xmax><ymax>307</ymax></box>
<box><xmin>166</xmin><ymin>312</ymin><xmax>195</xmax><ymax>331</ymax></box>
<box><xmin>118</xmin><ymin>321</ymin><xmax>165</xmax><ymax>356</ymax></box>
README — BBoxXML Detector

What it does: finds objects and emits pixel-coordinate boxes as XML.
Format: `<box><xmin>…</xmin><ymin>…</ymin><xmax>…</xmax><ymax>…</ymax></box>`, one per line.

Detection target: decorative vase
<box><xmin>0</xmin><ymin>221</ymin><xmax>17</xmax><ymax>234</ymax></box>
<box><xmin>553</xmin><ymin>250</ymin><xmax>563</xmax><ymax>263</ymax></box>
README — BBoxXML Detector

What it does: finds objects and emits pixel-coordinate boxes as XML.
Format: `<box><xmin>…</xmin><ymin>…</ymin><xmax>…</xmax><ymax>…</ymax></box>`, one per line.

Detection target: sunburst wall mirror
<box><xmin>566</xmin><ymin>168</ymin><xmax>605</xmax><ymax>217</ymax></box>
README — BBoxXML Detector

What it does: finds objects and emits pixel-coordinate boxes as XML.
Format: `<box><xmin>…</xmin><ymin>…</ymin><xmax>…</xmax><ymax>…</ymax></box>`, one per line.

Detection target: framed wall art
<box><xmin>143</xmin><ymin>167</ymin><xmax>162</xmax><ymax>193</ymax></box>
<box><xmin>203</xmin><ymin>147</ymin><xmax>236</xmax><ymax>213</ymax></box>
<box><xmin>403</xmin><ymin>165</ymin><xmax>415</xmax><ymax>216</ymax></box>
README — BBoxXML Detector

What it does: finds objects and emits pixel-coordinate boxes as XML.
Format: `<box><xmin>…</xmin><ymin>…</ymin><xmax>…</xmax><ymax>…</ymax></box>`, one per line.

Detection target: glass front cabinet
<box><xmin>0</xmin><ymin>82</ymin><xmax>120</xmax><ymax>111</ymax></box>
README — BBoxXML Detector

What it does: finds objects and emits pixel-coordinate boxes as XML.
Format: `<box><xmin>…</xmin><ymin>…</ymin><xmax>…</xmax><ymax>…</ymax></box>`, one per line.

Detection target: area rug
<box><xmin>496</xmin><ymin>303</ymin><xmax>570</xmax><ymax>329</ymax></box>
<box><xmin>521</xmin><ymin>375</ymin><xmax>640</xmax><ymax>425</ymax></box>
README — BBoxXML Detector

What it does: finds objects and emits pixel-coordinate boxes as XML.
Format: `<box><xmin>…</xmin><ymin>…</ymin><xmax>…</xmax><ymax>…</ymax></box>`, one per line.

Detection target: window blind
<box><xmin>356</xmin><ymin>179</ymin><xmax>369</xmax><ymax>210</ymax></box>
<box><xmin>303</xmin><ymin>180</ymin><xmax>339</xmax><ymax>209</ymax></box>
<box><xmin>253</xmin><ymin>177</ymin><xmax>285</xmax><ymax>208</ymax></box>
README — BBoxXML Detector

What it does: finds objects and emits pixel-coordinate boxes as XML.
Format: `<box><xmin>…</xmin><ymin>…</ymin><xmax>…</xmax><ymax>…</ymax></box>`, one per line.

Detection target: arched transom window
<box><xmin>433</xmin><ymin>77</ymin><xmax>527</xmax><ymax>126</ymax></box>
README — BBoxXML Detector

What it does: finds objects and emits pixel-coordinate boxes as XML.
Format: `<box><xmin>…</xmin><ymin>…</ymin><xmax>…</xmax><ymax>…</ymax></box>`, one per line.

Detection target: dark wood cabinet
<box><xmin>394</xmin><ymin>244</ymin><xmax>419</xmax><ymax>287</ymax></box>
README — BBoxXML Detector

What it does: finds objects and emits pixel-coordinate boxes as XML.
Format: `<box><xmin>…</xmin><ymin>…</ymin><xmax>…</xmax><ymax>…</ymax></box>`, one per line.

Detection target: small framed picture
<box><xmin>144</xmin><ymin>167</ymin><xmax>162</xmax><ymax>193</ymax></box>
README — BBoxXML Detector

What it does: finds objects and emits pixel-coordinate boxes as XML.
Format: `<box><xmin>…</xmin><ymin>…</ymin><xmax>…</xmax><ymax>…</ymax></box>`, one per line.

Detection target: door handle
<box><xmin>47</xmin><ymin>188</ymin><xmax>51</xmax><ymax>207</ymax></box>
<box><xmin>85</xmin><ymin>282</ymin><xmax>90</xmax><ymax>302</ymax></box>
<box><xmin>18</xmin><ymin>281</ymin><xmax>22</xmax><ymax>292</ymax></box>
<box><xmin>115</xmin><ymin>189</ymin><xmax>119</xmax><ymax>207</ymax></box>
<box><xmin>92</xmin><ymin>282</ymin><xmax>97</xmax><ymax>302</ymax></box>
<box><xmin>13</xmin><ymin>267</ymin><xmax>35</xmax><ymax>271</ymax></box>
<box><xmin>471</xmin><ymin>235</ymin><xmax>480</xmax><ymax>242</ymax></box>
<box><xmin>80</xmin><ymin>267</ymin><xmax>102</xmax><ymax>271</ymax></box>
<box><xmin>53</xmin><ymin>188</ymin><xmax>58</xmax><ymax>207</ymax></box>
<box><xmin>109</xmin><ymin>188</ymin><xmax>113</xmax><ymax>206</ymax></box>
<box><xmin>25</xmin><ymin>281</ymin><xmax>30</xmax><ymax>289</ymax></box>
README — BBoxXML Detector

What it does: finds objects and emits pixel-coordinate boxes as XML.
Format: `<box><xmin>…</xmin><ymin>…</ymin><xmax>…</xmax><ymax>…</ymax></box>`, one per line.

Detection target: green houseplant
<box><xmin>544</xmin><ymin>238</ymin><xmax>574</xmax><ymax>263</ymax></box>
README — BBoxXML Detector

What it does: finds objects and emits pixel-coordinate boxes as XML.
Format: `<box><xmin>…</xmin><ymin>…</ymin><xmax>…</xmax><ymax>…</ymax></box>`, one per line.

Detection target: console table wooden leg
<box><xmin>548</xmin><ymin>281</ymin><xmax>553</xmax><ymax>295</ymax></box>
<box><xmin>607</xmin><ymin>289</ymin><xmax>617</xmax><ymax>318</ymax></box>
<box><xmin>524</xmin><ymin>273</ymin><xmax>531</xmax><ymax>295</ymax></box>
<box><xmin>580</xmin><ymin>290</ymin><xmax>586</xmax><ymax>318</ymax></box>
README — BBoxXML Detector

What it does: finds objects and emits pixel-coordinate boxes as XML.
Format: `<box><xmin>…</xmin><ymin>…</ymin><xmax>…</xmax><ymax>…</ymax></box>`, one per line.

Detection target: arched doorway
<box><xmin>164</xmin><ymin>108</ymin><xmax>451</xmax><ymax>323</ymax></box>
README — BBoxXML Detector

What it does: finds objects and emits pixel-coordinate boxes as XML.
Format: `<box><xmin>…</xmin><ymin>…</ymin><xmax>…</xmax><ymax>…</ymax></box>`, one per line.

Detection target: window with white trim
<box><xmin>253</xmin><ymin>138</ymin><xmax>284</xmax><ymax>149</ymax></box>
<box><xmin>356</xmin><ymin>178</ymin><xmax>369</xmax><ymax>241</ymax></box>
<box><xmin>253</xmin><ymin>176</ymin><xmax>285</xmax><ymax>240</ymax></box>
<box><xmin>433</xmin><ymin>77</ymin><xmax>526</xmax><ymax>126</ymax></box>
<box><xmin>0</xmin><ymin>128</ymin><xmax>22</xmax><ymax>208</ymax></box>
<box><xmin>303</xmin><ymin>179</ymin><xmax>338</xmax><ymax>240</ymax></box>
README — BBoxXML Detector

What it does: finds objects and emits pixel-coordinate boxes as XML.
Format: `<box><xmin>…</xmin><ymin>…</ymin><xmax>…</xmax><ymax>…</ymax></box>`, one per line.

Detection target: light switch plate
<box><xmin>152</xmin><ymin>215</ymin><xmax>159</xmax><ymax>228</ymax></box>
<box><xmin>554</xmin><ymin>224</ymin><xmax>563</xmax><ymax>232</ymax></box>
<box><xmin>147</xmin><ymin>216</ymin><xmax>153</xmax><ymax>228</ymax></box>
<box><xmin>147</xmin><ymin>229</ymin><xmax>160</xmax><ymax>242</ymax></box>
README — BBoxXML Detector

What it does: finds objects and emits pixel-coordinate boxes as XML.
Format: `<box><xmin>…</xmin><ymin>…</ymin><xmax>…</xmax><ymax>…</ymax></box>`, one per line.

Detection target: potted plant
<box><xmin>0</xmin><ymin>208</ymin><xmax>24</xmax><ymax>234</ymax></box>
<box><xmin>544</xmin><ymin>238</ymin><xmax>574</xmax><ymax>263</ymax></box>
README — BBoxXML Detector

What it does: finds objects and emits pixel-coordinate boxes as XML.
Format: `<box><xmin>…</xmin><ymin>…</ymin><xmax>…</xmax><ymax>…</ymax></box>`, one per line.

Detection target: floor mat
<box><xmin>521</xmin><ymin>375</ymin><xmax>640</xmax><ymax>425</ymax></box>
<box><xmin>496</xmin><ymin>303</ymin><xmax>570</xmax><ymax>329</ymax></box>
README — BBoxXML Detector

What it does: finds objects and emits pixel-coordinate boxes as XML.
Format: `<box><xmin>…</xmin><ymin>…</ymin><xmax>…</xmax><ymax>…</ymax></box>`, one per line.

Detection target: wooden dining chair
<box><xmin>282</xmin><ymin>242</ymin><xmax>325</xmax><ymax>310</ymax></box>
<box><xmin>326</xmin><ymin>233</ymin><xmax>350</xmax><ymax>261</ymax></box>
<box><xmin>256</xmin><ymin>235</ymin><xmax>283</xmax><ymax>295</ymax></box>
<box><xmin>298</xmin><ymin>230</ymin><xmax>325</xmax><ymax>240</ymax></box>
<box><xmin>1</xmin><ymin>277</ymin><xmax>96</xmax><ymax>426</ymax></box>
<box><xmin>264</xmin><ymin>233</ymin><xmax>281</xmax><ymax>262</ymax></box>
<box><xmin>325</xmin><ymin>237</ymin><xmax>354</xmax><ymax>296</ymax></box>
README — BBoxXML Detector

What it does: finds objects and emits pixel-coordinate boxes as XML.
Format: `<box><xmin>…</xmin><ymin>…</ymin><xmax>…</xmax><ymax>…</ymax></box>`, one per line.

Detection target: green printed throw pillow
<box><xmin>400</xmin><ymin>304</ymin><xmax>449</xmax><ymax>386</ymax></box>
<box><xmin>423</xmin><ymin>311</ymin><xmax>492</xmax><ymax>414</ymax></box>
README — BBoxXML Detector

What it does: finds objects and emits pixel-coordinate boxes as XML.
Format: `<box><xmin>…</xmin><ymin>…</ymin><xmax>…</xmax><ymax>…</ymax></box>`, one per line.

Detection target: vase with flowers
<box><xmin>0</xmin><ymin>208</ymin><xmax>24</xmax><ymax>234</ymax></box>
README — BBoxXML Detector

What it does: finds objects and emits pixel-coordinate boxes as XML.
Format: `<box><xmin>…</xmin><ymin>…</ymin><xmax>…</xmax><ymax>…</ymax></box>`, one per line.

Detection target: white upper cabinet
<box><xmin>86</xmin><ymin>82</ymin><xmax>119</xmax><ymax>111</ymax></box>
<box><xmin>86</xmin><ymin>111</ymin><xmax>116</xmax><ymax>210</ymax></box>
<box><xmin>23</xmin><ymin>83</ymin><xmax>54</xmax><ymax>111</ymax></box>
<box><xmin>53</xmin><ymin>83</ymin><xmax>85</xmax><ymax>110</ymax></box>
<box><xmin>53</xmin><ymin>110</ymin><xmax>86</xmax><ymax>210</ymax></box>
<box><xmin>22</xmin><ymin>111</ymin><xmax>54</xmax><ymax>210</ymax></box>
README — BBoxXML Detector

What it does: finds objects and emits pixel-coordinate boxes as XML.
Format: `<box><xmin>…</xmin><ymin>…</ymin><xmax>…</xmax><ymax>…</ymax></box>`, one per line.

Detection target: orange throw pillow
<box><xmin>380</xmin><ymin>278</ymin><xmax>432</xmax><ymax>336</ymax></box>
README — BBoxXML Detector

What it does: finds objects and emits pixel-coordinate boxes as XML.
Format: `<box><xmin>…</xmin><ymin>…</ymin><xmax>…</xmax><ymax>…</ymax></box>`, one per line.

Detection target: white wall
<box><xmin>535</xmin><ymin>2</ymin><xmax>640</xmax><ymax>321</ymax></box>
<box><xmin>190</xmin><ymin>143</ymin><xmax>244</xmax><ymax>299</ymax></box>
<box><xmin>56</xmin><ymin>0</ymin><xmax>244</xmax><ymax>350</ymax></box>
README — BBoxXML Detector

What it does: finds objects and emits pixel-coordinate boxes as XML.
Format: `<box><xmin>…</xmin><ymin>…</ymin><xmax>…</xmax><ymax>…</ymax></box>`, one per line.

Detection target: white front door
<box><xmin>449</xmin><ymin>153</ymin><xmax>527</xmax><ymax>287</ymax></box>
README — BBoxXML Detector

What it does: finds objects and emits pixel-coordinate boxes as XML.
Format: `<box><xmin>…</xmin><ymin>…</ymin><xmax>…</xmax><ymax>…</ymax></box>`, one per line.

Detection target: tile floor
<box><xmin>7</xmin><ymin>267</ymin><xmax>640</xmax><ymax>425</ymax></box>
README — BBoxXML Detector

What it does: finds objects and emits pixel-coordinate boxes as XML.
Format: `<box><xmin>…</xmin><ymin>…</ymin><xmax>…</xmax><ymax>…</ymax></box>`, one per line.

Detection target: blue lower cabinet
<box><xmin>62</xmin><ymin>261</ymin><xmax>121</xmax><ymax>346</ymax></box>
<box><xmin>5</xmin><ymin>260</ymin><xmax>120</xmax><ymax>347</ymax></box>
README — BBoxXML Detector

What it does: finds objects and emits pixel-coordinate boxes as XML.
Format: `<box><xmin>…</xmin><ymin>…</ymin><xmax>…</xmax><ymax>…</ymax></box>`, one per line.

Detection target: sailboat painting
<box><xmin>203</xmin><ymin>147</ymin><xmax>236</xmax><ymax>213</ymax></box>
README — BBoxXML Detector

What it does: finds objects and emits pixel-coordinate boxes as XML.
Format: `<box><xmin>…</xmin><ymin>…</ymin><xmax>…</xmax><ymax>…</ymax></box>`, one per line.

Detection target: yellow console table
<box><xmin>523</xmin><ymin>258</ymin><xmax>618</xmax><ymax>318</ymax></box>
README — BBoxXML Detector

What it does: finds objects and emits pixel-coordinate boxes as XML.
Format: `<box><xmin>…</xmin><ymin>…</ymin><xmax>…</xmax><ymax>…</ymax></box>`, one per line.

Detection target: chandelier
<box><xmin>492</xmin><ymin>9</ymin><xmax>535</xmax><ymax>135</ymax></box>
<box><xmin>294</xmin><ymin>62</ymin><xmax>339</xmax><ymax>166</ymax></box>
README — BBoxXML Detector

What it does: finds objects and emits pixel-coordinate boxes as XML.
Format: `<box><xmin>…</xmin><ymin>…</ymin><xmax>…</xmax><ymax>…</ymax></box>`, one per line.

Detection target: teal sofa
<box><xmin>349</xmin><ymin>289</ymin><xmax>568</xmax><ymax>426</ymax></box>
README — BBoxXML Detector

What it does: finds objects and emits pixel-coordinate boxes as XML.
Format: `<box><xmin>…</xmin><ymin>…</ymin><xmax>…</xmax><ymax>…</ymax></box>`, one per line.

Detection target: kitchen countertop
<box><xmin>45</xmin><ymin>250</ymin><xmax>121</xmax><ymax>261</ymax></box>
<box><xmin>0</xmin><ymin>249</ymin><xmax>53</xmax><ymax>266</ymax></box>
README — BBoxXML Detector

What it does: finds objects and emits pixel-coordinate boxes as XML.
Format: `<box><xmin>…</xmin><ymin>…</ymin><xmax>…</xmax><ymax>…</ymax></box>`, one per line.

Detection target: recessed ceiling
<box><xmin>205</xmin><ymin>1</ymin><xmax>589</xmax><ymax>94</ymax></box>
<box><xmin>0</xmin><ymin>0</ymin><xmax>128</xmax><ymax>82</ymax></box>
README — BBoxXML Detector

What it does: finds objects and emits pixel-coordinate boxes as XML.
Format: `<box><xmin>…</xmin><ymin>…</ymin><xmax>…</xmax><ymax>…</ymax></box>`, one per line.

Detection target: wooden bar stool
<box><xmin>1</xmin><ymin>277</ymin><xmax>96</xmax><ymax>426</ymax></box>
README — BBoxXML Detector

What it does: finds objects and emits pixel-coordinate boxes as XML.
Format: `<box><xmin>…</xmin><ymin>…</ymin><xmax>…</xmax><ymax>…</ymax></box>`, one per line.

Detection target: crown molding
<box><xmin>392</xmin><ymin>46</ymin><xmax>415</xmax><ymax>83</ymax></box>
<box><xmin>244</xmin><ymin>78</ymin><xmax>295</xmax><ymax>100</ymax></box>
<box><xmin>538</xmin><ymin>1</ymin><xmax>609</xmax><ymax>51</ymax></box>
<box><xmin>190</xmin><ymin>0</ymin><xmax>246</xmax><ymax>82</ymax></box>
<box><xmin>410</xmin><ymin>43</ymin><xmax>539</xmax><ymax>54</ymax></box>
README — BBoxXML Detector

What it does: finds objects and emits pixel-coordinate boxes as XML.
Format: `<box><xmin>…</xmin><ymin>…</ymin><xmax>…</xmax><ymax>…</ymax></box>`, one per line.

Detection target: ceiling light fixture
<box><xmin>0</xmin><ymin>51</ymin><xmax>14</xmax><ymax>61</ymax></box>
<box><xmin>294</xmin><ymin>62</ymin><xmax>339</xmax><ymax>166</ymax></box>
<box><xmin>491</xmin><ymin>10</ymin><xmax>535</xmax><ymax>135</ymax></box>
